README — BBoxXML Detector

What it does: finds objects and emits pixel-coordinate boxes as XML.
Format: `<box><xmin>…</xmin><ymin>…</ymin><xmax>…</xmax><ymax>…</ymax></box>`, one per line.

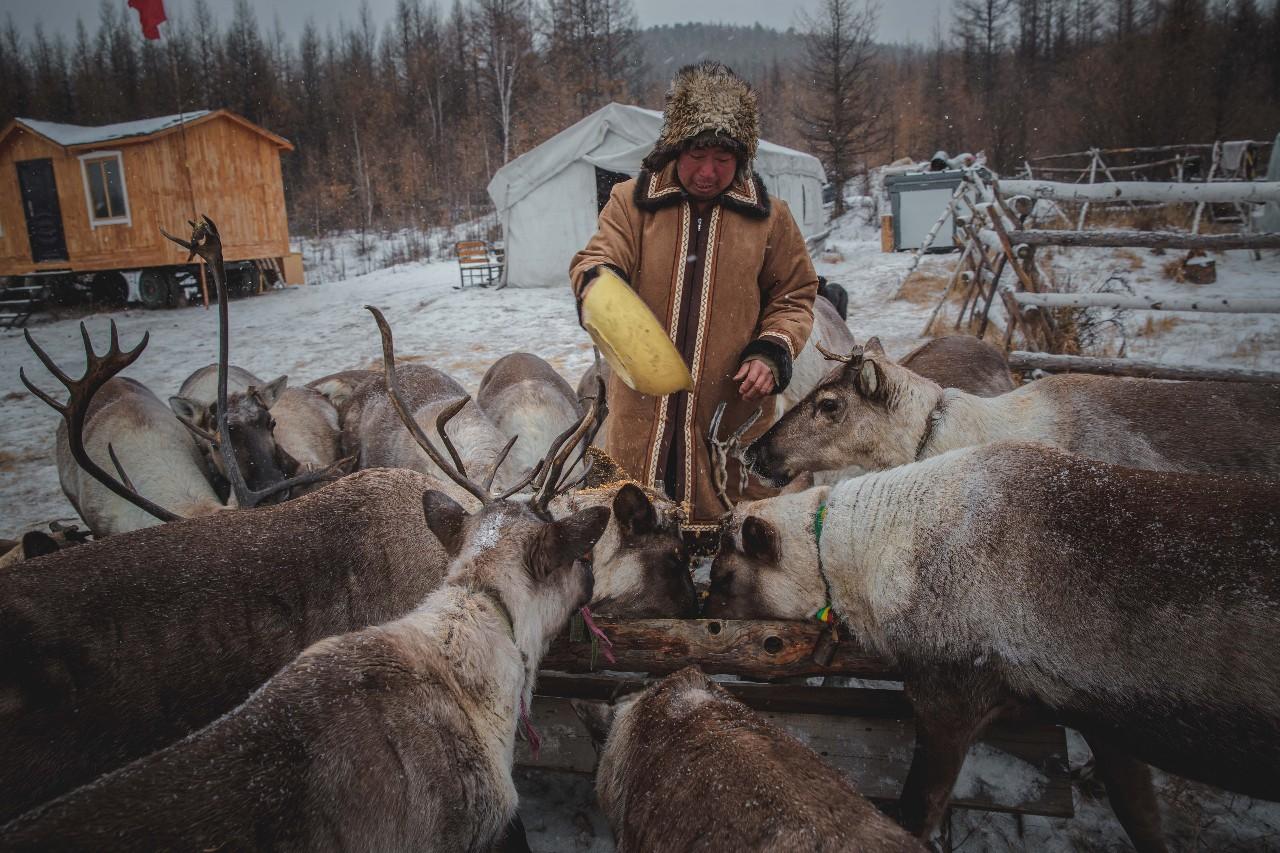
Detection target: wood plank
<box><xmin>1006</xmin><ymin>229</ymin><xmax>1280</xmax><ymax>251</ymax></box>
<box><xmin>540</xmin><ymin>618</ymin><xmax>897</xmax><ymax>680</ymax></box>
<box><xmin>1008</xmin><ymin>351</ymin><xmax>1280</xmax><ymax>383</ymax></box>
<box><xmin>1011</xmin><ymin>290</ymin><xmax>1280</xmax><ymax>314</ymax></box>
<box><xmin>515</xmin><ymin>696</ymin><xmax>1073</xmax><ymax>819</ymax></box>
<box><xmin>997</xmin><ymin>178</ymin><xmax>1280</xmax><ymax>204</ymax></box>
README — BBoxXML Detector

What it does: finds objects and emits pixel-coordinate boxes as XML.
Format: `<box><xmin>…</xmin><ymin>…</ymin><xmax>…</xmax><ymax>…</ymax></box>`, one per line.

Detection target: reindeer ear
<box><xmin>22</xmin><ymin>531</ymin><xmax>60</xmax><ymax>560</ymax></box>
<box><xmin>169</xmin><ymin>396</ymin><xmax>202</xmax><ymax>422</ymax></box>
<box><xmin>741</xmin><ymin>516</ymin><xmax>780</xmax><ymax>563</ymax></box>
<box><xmin>422</xmin><ymin>489</ymin><xmax>467</xmax><ymax>556</ymax></box>
<box><xmin>614</xmin><ymin>483</ymin><xmax>657</xmax><ymax>537</ymax></box>
<box><xmin>570</xmin><ymin>699</ymin><xmax>616</xmax><ymax>748</ymax></box>
<box><xmin>528</xmin><ymin>505</ymin><xmax>611</xmax><ymax>580</ymax></box>
<box><xmin>863</xmin><ymin>336</ymin><xmax>885</xmax><ymax>357</ymax></box>
<box><xmin>258</xmin><ymin>375</ymin><xmax>289</xmax><ymax>408</ymax></box>
<box><xmin>855</xmin><ymin>359</ymin><xmax>886</xmax><ymax>401</ymax></box>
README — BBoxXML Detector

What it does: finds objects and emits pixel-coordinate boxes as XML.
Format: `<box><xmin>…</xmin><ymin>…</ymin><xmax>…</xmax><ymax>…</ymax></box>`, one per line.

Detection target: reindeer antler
<box><xmin>21</xmin><ymin>322</ymin><xmax>180</xmax><ymax>523</ymax></box>
<box><xmin>707</xmin><ymin>402</ymin><xmax>763</xmax><ymax>512</ymax></box>
<box><xmin>815</xmin><ymin>342</ymin><xmax>863</xmax><ymax>364</ymax></box>
<box><xmin>528</xmin><ymin>378</ymin><xmax>606</xmax><ymax>512</ymax></box>
<box><xmin>163</xmin><ymin>217</ymin><xmax>344</xmax><ymax>507</ymax></box>
<box><xmin>365</xmin><ymin>305</ymin><xmax>491</xmax><ymax>504</ymax></box>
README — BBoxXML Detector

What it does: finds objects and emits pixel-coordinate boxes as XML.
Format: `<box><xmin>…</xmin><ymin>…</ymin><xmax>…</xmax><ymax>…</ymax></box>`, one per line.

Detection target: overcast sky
<box><xmin>3</xmin><ymin>0</ymin><xmax>953</xmax><ymax>47</ymax></box>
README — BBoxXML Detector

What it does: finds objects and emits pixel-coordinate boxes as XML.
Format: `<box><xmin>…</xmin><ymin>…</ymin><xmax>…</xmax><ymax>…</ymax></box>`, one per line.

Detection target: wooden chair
<box><xmin>455</xmin><ymin>240</ymin><xmax>504</xmax><ymax>289</ymax></box>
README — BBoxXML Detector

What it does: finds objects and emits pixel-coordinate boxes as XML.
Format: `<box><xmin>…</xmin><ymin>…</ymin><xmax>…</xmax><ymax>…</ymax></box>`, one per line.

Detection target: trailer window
<box><xmin>79</xmin><ymin>152</ymin><xmax>131</xmax><ymax>227</ymax></box>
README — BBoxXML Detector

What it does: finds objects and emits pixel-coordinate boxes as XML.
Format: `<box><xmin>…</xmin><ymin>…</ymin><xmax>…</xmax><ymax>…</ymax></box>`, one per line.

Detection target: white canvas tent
<box><xmin>487</xmin><ymin>102</ymin><xmax>828</xmax><ymax>288</ymax></box>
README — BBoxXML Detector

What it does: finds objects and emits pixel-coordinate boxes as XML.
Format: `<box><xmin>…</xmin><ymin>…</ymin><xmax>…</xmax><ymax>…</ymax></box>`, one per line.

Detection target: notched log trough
<box><xmin>526</xmin><ymin>618</ymin><xmax>1075</xmax><ymax>819</ymax></box>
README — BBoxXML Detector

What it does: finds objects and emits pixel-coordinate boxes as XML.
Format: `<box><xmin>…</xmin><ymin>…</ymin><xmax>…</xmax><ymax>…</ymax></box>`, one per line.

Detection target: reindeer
<box><xmin>897</xmin><ymin>335</ymin><xmax>1015</xmax><ymax>397</ymax></box>
<box><xmin>478</xmin><ymin>352</ymin><xmax>585</xmax><ymax>486</ymax></box>
<box><xmin>550</xmin><ymin>449</ymin><xmax>697</xmax><ymax>619</ymax></box>
<box><xmin>0</xmin><ymin>523</ymin><xmax>89</xmax><ymax>569</ymax></box>
<box><xmin>2</xmin><ymin>481</ymin><xmax>610</xmax><ymax>851</ymax></box>
<box><xmin>576</xmin><ymin>354</ymin><xmax>610</xmax><ymax>410</ymax></box>
<box><xmin>781</xmin><ymin>294</ymin><xmax>856</xmax><ymax>414</ymax></box>
<box><xmin>172</xmin><ymin>362</ymin><xmax>263</xmax><ymax>407</ymax></box>
<box><xmin>706</xmin><ymin>442</ymin><xmax>1280</xmax><ymax>852</ymax></box>
<box><xmin>0</xmin><ymin>285</ymin><xmax>599</xmax><ymax>822</ymax></box>
<box><xmin>747</xmin><ymin>336</ymin><xmax>1280</xmax><ymax>485</ymax></box>
<box><xmin>48</xmin><ymin>369</ymin><xmax>227</xmax><ymax>536</ymax></box>
<box><xmin>342</xmin><ymin>361</ymin><xmax>523</xmax><ymax>507</ymax></box>
<box><xmin>171</xmin><ymin>371</ymin><xmax>342</xmax><ymax>501</ymax></box>
<box><xmin>307</xmin><ymin>368</ymin><xmax>378</xmax><ymax>411</ymax></box>
<box><xmin>573</xmin><ymin>666</ymin><xmax>924</xmax><ymax>852</ymax></box>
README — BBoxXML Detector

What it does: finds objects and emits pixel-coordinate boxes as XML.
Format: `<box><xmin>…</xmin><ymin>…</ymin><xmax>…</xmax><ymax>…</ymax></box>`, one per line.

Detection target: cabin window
<box><xmin>79</xmin><ymin>152</ymin><xmax>131</xmax><ymax>227</ymax></box>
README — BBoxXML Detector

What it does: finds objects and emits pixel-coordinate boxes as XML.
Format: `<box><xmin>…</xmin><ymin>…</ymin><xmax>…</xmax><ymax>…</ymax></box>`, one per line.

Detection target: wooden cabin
<box><xmin>0</xmin><ymin>109</ymin><xmax>302</xmax><ymax>306</ymax></box>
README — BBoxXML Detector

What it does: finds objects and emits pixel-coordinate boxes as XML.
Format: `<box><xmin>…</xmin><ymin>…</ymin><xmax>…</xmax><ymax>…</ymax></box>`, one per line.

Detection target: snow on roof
<box><xmin>15</xmin><ymin>111</ymin><xmax>213</xmax><ymax>147</ymax></box>
<box><xmin>487</xmin><ymin>102</ymin><xmax>826</xmax><ymax>213</ymax></box>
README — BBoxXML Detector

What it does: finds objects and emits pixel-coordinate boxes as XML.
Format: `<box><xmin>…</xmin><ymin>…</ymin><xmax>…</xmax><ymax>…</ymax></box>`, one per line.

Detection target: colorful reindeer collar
<box><xmin>812</xmin><ymin>503</ymin><xmax>837</xmax><ymax>624</ymax></box>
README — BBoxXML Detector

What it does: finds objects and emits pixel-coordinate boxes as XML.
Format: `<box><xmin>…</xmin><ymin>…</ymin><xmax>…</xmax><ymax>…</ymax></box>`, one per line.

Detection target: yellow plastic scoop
<box><xmin>581</xmin><ymin>267</ymin><xmax>694</xmax><ymax>396</ymax></box>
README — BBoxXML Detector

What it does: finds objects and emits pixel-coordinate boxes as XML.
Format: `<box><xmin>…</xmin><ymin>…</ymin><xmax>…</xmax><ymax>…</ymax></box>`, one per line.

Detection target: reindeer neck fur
<box><xmin>377</xmin><ymin>583</ymin><xmax>528</xmax><ymax>761</ymax></box>
<box><xmin>817</xmin><ymin>450</ymin><xmax>981</xmax><ymax>657</ymax></box>
<box><xmin>920</xmin><ymin>384</ymin><xmax>1059</xmax><ymax>459</ymax></box>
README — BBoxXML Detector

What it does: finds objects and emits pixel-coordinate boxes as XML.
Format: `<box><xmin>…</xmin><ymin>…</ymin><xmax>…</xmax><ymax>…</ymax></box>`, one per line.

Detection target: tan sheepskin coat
<box><xmin>571</xmin><ymin>162</ymin><xmax>818</xmax><ymax>525</ymax></box>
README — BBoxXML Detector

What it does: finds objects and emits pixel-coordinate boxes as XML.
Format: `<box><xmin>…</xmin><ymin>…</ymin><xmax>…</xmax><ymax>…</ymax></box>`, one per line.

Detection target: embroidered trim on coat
<box><xmin>682</xmin><ymin>205</ymin><xmax>720</xmax><ymax>508</ymax></box>
<box><xmin>646</xmin><ymin>203</ymin><xmax>693</xmax><ymax>488</ymax></box>
<box><xmin>759</xmin><ymin>330</ymin><xmax>795</xmax><ymax>359</ymax></box>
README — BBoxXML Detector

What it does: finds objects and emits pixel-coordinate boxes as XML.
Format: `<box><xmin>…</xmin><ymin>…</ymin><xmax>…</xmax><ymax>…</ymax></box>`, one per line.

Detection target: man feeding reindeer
<box><xmin>571</xmin><ymin>61</ymin><xmax>819</xmax><ymax>544</ymax></box>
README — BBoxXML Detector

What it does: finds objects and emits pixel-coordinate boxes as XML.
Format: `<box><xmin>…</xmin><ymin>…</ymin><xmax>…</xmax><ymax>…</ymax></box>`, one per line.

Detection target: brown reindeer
<box><xmin>706</xmin><ymin>443</ymin><xmax>1280</xmax><ymax>852</ymax></box>
<box><xmin>0</xmin><ymin>466</ymin><xmax>456</xmax><ymax>822</ymax></box>
<box><xmin>52</xmin><ymin>374</ymin><xmax>227</xmax><ymax>536</ymax></box>
<box><xmin>780</xmin><ymin>294</ymin><xmax>857</xmax><ymax>414</ymax></box>
<box><xmin>574</xmin><ymin>666</ymin><xmax>924</xmax><ymax>852</ymax></box>
<box><xmin>550</xmin><ymin>458</ymin><xmax>697</xmax><ymax>619</ymax></box>
<box><xmin>897</xmin><ymin>335</ymin><xmax>1015</xmax><ymax>397</ymax></box>
<box><xmin>171</xmin><ymin>362</ymin><xmax>263</xmax><ymax>406</ymax></box>
<box><xmin>747</xmin><ymin>336</ymin><xmax>1280</xmax><ymax>485</ymax></box>
<box><xmin>307</xmin><ymin>368</ymin><xmax>379</xmax><ymax>411</ymax></box>
<box><xmin>0</xmin><ymin>523</ymin><xmax>89</xmax><ymax>569</ymax></box>
<box><xmin>478</xmin><ymin>352</ymin><xmax>585</xmax><ymax>486</ymax></box>
<box><xmin>342</xmin><ymin>362</ymin><xmax>522</xmax><ymax>506</ymax></box>
<box><xmin>1</xmin><ymin>487</ymin><xmax>610</xmax><ymax>851</ymax></box>
<box><xmin>171</xmin><ymin>371</ymin><xmax>342</xmax><ymax>501</ymax></box>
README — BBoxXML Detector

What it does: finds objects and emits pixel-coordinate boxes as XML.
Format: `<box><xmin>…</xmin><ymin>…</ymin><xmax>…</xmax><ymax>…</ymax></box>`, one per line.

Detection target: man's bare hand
<box><xmin>734</xmin><ymin>360</ymin><xmax>775</xmax><ymax>402</ymax></box>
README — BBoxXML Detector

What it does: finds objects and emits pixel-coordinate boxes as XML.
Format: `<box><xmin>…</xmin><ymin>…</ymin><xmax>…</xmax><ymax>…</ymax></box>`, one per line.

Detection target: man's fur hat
<box><xmin>642</xmin><ymin>62</ymin><xmax>760</xmax><ymax>180</ymax></box>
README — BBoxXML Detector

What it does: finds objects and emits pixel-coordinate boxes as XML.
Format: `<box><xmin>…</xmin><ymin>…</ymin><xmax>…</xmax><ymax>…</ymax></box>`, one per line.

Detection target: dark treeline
<box><xmin>1</xmin><ymin>0</ymin><xmax>1276</xmax><ymax>238</ymax></box>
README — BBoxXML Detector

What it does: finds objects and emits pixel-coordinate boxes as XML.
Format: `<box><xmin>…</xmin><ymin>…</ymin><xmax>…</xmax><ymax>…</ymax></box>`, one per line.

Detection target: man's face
<box><xmin>676</xmin><ymin>145</ymin><xmax>737</xmax><ymax>201</ymax></box>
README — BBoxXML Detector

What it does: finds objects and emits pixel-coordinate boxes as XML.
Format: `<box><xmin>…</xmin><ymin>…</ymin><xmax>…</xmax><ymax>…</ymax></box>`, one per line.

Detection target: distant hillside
<box><xmin>637</xmin><ymin>23</ymin><xmax>806</xmax><ymax>90</ymax></box>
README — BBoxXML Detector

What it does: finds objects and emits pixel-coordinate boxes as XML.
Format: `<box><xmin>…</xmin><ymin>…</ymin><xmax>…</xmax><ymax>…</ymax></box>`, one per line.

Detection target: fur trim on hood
<box><xmin>642</xmin><ymin>61</ymin><xmax>760</xmax><ymax>181</ymax></box>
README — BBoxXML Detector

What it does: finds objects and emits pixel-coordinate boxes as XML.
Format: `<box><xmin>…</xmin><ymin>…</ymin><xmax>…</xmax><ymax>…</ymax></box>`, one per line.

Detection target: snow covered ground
<box><xmin>2</xmin><ymin>208</ymin><xmax>1278</xmax><ymax>850</ymax></box>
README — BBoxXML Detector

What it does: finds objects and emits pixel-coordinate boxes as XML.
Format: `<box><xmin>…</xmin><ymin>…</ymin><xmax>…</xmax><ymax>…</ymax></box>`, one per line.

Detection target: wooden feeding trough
<box><xmin>519</xmin><ymin>618</ymin><xmax>1074</xmax><ymax>822</ymax></box>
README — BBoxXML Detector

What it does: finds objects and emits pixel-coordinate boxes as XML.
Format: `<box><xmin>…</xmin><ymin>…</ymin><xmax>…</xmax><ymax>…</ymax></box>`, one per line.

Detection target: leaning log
<box><xmin>541</xmin><ymin>618</ymin><xmax>895</xmax><ymax>679</ymax></box>
<box><xmin>1009</xmin><ymin>291</ymin><xmax>1280</xmax><ymax>314</ymax></box>
<box><xmin>997</xmin><ymin>179</ymin><xmax>1280</xmax><ymax>204</ymax></box>
<box><xmin>1005</xmin><ymin>229</ymin><xmax>1280</xmax><ymax>251</ymax></box>
<box><xmin>1007</xmin><ymin>351</ymin><xmax>1280</xmax><ymax>383</ymax></box>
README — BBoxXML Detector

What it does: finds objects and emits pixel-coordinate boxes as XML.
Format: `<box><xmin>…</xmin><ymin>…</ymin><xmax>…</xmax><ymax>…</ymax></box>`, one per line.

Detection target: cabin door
<box><xmin>16</xmin><ymin>159</ymin><xmax>69</xmax><ymax>263</ymax></box>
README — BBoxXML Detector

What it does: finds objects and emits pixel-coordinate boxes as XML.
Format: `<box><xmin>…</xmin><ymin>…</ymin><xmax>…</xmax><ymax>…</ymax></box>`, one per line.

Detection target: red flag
<box><xmin>128</xmin><ymin>0</ymin><xmax>167</xmax><ymax>40</ymax></box>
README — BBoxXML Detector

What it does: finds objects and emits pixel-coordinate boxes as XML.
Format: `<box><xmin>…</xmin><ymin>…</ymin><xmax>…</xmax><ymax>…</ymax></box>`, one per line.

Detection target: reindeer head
<box><xmin>552</xmin><ymin>481</ymin><xmax>697</xmax><ymax>618</ymax></box>
<box><xmin>170</xmin><ymin>377</ymin><xmax>299</xmax><ymax>499</ymax></box>
<box><xmin>422</xmin><ymin>489</ymin><xmax>610</xmax><ymax>659</ymax></box>
<box><xmin>703</xmin><ymin>488</ymin><xmax>829</xmax><ymax>621</ymax></box>
<box><xmin>744</xmin><ymin>338</ymin><xmax>943</xmax><ymax>485</ymax></box>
